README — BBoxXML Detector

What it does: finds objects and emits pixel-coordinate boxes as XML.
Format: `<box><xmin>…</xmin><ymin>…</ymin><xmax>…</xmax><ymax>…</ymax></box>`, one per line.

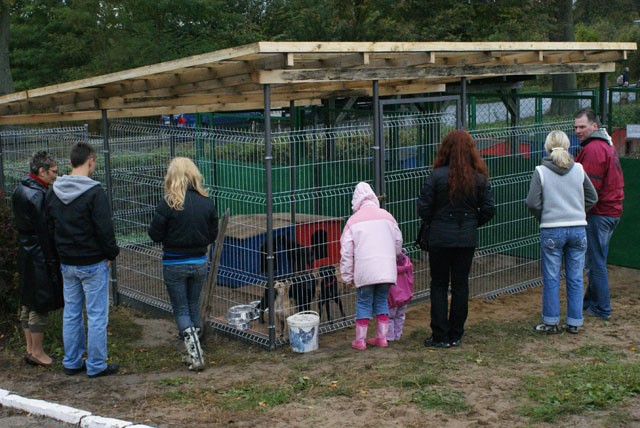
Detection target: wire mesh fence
<box><xmin>0</xmin><ymin>125</ymin><xmax>89</xmax><ymax>193</ymax></box>
<box><xmin>0</xmin><ymin>91</ymin><xmax>605</xmax><ymax>348</ymax></box>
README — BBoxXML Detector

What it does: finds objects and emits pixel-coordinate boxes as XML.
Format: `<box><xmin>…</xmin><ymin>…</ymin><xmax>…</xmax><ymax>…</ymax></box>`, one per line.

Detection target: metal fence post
<box><xmin>372</xmin><ymin>80</ymin><xmax>384</xmax><ymax>207</ymax></box>
<box><xmin>599</xmin><ymin>73</ymin><xmax>608</xmax><ymax>126</ymax></box>
<box><xmin>460</xmin><ymin>77</ymin><xmax>467</xmax><ymax>129</ymax></box>
<box><xmin>101</xmin><ymin>110</ymin><xmax>119</xmax><ymax>306</ymax></box>
<box><xmin>289</xmin><ymin>100</ymin><xmax>297</xmax><ymax>225</ymax></box>
<box><xmin>263</xmin><ymin>84</ymin><xmax>276</xmax><ymax>349</ymax></box>
<box><xmin>0</xmin><ymin>130</ymin><xmax>4</xmax><ymax>194</ymax></box>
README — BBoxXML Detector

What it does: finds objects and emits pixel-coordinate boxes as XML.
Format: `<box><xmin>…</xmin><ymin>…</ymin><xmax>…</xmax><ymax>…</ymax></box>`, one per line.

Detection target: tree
<box><xmin>549</xmin><ymin>0</ymin><xmax>578</xmax><ymax>117</ymax></box>
<box><xmin>0</xmin><ymin>0</ymin><xmax>14</xmax><ymax>95</ymax></box>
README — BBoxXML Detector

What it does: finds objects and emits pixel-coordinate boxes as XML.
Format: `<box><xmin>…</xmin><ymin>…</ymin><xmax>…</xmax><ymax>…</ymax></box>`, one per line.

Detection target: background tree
<box><xmin>4</xmin><ymin>0</ymin><xmax>640</xmax><ymax>92</ymax></box>
<box><xmin>548</xmin><ymin>0</ymin><xmax>578</xmax><ymax>116</ymax></box>
<box><xmin>0</xmin><ymin>0</ymin><xmax>14</xmax><ymax>95</ymax></box>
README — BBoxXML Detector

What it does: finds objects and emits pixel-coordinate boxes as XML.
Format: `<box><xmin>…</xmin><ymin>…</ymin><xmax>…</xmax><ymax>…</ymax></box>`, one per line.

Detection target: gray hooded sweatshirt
<box><xmin>53</xmin><ymin>175</ymin><xmax>100</xmax><ymax>204</ymax></box>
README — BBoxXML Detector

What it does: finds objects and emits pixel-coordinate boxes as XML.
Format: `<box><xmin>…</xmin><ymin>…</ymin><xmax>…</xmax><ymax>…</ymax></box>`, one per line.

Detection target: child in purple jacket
<box><xmin>388</xmin><ymin>251</ymin><xmax>414</xmax><ymax>341</ymax></box>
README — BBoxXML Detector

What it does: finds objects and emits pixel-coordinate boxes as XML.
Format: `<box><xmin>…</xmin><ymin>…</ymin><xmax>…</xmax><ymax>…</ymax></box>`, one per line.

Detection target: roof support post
<box><xmin>101</xmin><ymin>109</ymin><xmax>119</xmax><ymax>306</ymax></box>
<box><xmin>0</xmin><ymin>130</ymin><xmax>5</xmax><ymax>194</ymax></box>
<box><xmin>372</xmin><ymin>80</ymin><xmax>385</xmax><ymax>208</ymax></box>
<box><xmin>263</xmin><ymin>84</ymin><xmax>276</xmax><ymax>350</ymax></box>
<box><xmin>289</xmin><ymin>100</ymin><xmax>296</xmax><ymax>225</ymax></box>
<box><xmin>599</xmin><ymin>72</ymin><xmax>608</xmax><ymax>126</ymax></box>
<box><xmin>460</xmin><ymin>77</ymin><xmax>467</xmax><ymax>129</ymax></box>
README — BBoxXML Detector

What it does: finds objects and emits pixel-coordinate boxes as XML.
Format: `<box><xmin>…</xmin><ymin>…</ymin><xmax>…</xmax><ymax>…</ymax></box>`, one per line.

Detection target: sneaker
<box><xmin>63</xmin><ymin>362</ymin><xmax>87</xmax><ymax>376</ymax></box>
<box><xmin>450</xmin><ymin>338</ymin><xmax>462</xmax><ymax>347</ymax></box>
<box><xmin>87</xmin><ymin>363</ymin><xmax>119</xmax><ymax>378</ymax></box>
<box><xmin>584</xmin><ymin>307</ymin><xmax>610</xmax><ymax>320</ymax></box>
<box><xmin>565</xmin><ymin>325</ymin><xmax>579</xmax><ymax>334</ymax></box>
<box><xmin>533</xmin><ymin>323</ymin><xmax>562</xmax><ymax>334</ymax></box>
<box><xmin>424</xmin><ymin>337</ymin><xmax>450</xmax><ymax>348</ymax></box>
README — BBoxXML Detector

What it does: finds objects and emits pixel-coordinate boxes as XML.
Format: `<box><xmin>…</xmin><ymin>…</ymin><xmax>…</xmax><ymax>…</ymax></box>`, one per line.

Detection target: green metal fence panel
<box><xmin>608</xmin><ymin>158</ymin><xmax>640</xmax><ymax>268</ymax></box>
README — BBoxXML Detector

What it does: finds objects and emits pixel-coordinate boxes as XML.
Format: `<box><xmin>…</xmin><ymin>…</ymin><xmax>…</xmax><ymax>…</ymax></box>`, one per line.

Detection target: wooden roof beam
<box><xmin>443</xmin><ymin>52</ymin><xmax>495</xmax><ymax>66</ymax></box>
<box><xmin>255</xmin><ymin>63</ymin><xmax>616</xmax><ymax>84</ymax></box>
<box><xmin>0</xmin><ymin>98</ymin><xmax>323</xmax><ymax>126</ymax></box>
<box><xmin>380</xmin><ymin>52</ymin><xmax>436</xmax><ymax>67</ymax></box>
<box><xmin>491</xmin><ymin>51</ymin><xmax>544</xmax><ymax>65</ymax></box>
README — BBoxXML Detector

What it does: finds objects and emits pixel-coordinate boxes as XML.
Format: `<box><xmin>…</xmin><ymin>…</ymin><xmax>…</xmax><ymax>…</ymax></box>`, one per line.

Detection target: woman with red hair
<box><xmin>417</xmin><ymin>129</ymin><xmax>495</xmax><ymax>348</ymax></box>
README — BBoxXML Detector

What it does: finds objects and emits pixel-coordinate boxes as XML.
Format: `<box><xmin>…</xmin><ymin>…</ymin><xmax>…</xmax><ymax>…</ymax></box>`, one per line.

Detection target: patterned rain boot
<box><xmin>351</xmin><ymin>319</ymin><xmax>369</xmax><ymax>350</ymax></box>
<box><xmin>366</xmin><ymin>314</ymin><xmax>389</xmax><ymax>347</ymax></box>
<box><xmin>183</xmin><ymin>326</ymin><xmax>205</xmax><ymax>371</ymax></box>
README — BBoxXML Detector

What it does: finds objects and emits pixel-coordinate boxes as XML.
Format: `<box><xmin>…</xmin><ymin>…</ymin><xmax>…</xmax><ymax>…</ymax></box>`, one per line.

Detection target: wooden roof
<box><xmin>0</xmin><ymin>41</ymin><xmax>636</xmax><ymax>125</ymax></box>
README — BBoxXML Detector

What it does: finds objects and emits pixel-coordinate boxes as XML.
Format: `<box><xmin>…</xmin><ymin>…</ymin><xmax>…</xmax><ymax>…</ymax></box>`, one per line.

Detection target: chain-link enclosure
<box><xmin>2</xmin><ymin>89</ymin><xmax>611</xmax><ymax>348</ymax></box>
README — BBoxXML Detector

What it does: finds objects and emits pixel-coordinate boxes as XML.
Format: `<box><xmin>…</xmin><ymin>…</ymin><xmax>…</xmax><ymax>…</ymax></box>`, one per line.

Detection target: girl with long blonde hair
<box><xmin>149</xmin><ymin>157</ymin><xmax>218</xmax><ymax>370</ymax></box>
<box><xmin>164</xmin><ymin>157</ymin><xmax>208</xmax><ymax>210</ymax></box>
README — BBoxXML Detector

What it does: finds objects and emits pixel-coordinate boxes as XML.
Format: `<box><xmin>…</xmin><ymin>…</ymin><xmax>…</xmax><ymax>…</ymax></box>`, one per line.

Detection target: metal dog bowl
<box><xmin>227</xmin><ymin>318</ymin><xmax>250</xmax><ymax>330</ymax></box>
<box><xmin>225</xmin><ymin>305</ymin><xmax>258</xmax><ymax>329</ymax></box>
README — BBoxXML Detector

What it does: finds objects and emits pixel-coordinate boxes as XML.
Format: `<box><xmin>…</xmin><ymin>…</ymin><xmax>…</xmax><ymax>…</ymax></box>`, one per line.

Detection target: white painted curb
<box><xmin>0</xmin><ymin>388</ymin><xmax>155</xmax><ymax>427</ymax></box>
<box><xmin>0</xmin><ymin>393</ymin><xmax>91</xmax><ymax>424</ymax></box>
<box><xmin>80</xmin><ymin>415</ymin><xmax>136</xmax><ymax>428</ymax></box>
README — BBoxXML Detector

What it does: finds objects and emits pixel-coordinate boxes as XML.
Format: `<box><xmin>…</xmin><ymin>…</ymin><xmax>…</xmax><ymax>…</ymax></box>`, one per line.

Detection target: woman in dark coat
<box><xmin>417</xmin><ymin>130</ymin><xmax>495</xmax><ymax>348</ymax></box>
<box><xmin>12</xmin><ymin>151</ymin><xmax>63</xmax><ymax>366</ymax></box>
<box><xmin>148</xmin><ymin>157</ymin><xmax>218</xmax><ymax>371</ymax></box>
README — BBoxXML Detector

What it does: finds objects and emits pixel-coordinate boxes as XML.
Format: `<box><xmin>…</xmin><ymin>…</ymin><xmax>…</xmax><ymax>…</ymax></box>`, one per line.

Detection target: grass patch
<box><xmin>400</xmin><ymin>372</ymin><xmax>439</xmax><ymax>389</ymax></box>
<box><xmin>218</xmin><ymin>382</ymin><xmax>294</xmax><ymax>411</ymax></box>
<box><xmin>521</xmin><ymin>362</ymin><xmax>640</xmax><ymax>422</ymax></box>
<box><xmin>460</xmin><ymin>320</ymin><xmax>537</xmax><ymax>364</ymax></box>
<box><xmin>411</xmin><ymin>387</ymin><xmax>471</xmax><ymax>414</ymax></box>
<box><xmin>564</xmin><ymin>344</ymin><xmax>628</xmax><ymax>362</ymax></box>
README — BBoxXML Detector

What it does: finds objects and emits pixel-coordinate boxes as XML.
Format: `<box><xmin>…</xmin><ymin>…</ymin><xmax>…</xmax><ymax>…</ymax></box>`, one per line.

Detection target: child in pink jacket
<box><xmin>340</xmin><ymin>182</ymin><xmax>403</xmax><ymax>350</ymax></box>
<box><xmin>388</xmin><ymin>251</ymin><xmax>414</xmax><ymax>341</ymax></box>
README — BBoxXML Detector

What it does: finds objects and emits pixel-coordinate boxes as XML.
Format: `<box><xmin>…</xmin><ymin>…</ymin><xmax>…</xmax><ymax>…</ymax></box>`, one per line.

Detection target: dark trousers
<box><xmin>428</xmin><ymin>247</ymin><xmax>475</xmax><ymax>343</ymax></box>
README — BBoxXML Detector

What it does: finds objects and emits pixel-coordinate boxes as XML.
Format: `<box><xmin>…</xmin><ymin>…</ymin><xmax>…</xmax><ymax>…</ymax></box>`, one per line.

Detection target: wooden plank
<box><xmin>381</xmin><ymin>52</ymin><xmax>435</xmax><ymax>67</ymax></box>
<box><xmin>0</xmin><ymin>99</ymin><xmax>324</xmax><ymax>125</ymax></box>
<box><xmin>201</xmin><ymin>208</ymin><xmax>230</xmax><ymax>332</ymax></box>
<box><xmin>254</xmin><ymin>62</ymin><xmax>616</xmax><ymax>84</ymax></box>
<box><xmin>492</xmin><ymin>51</ymin><xmax>545</xmax><ymax>65</ymax></box>
<box><xmin>22</xmin><ymin>43</ymin><xmax>262</xmax><ymax>99</ymax></box>
<box><xmin>443</xmin><ymin>52</ymin><xmax>495</xmax><ymax>66</ymax></box>
<box><xmin>321</xmin><ymin>52</ymin><xmax>370</xmax><ymax>68</ymax></box>
<box><xmin>255</xmin><ymin>41</ymin><xmax>637</xmax><ymax>54</ymax></box>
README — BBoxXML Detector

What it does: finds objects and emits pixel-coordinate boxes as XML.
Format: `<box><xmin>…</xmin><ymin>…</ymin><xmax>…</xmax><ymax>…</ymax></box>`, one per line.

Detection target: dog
<box><xmin>316</xmin><ymin>265</ymin><xmax>345</xmax><ymax>323</ymax></box>
<box><xmin>257</xmin><ymin>235</ymin><xmax>316</xmax><ymax>320</ymax></box>
<box><xmin>282</xmin><ymin>238</ymin><xmax>316</xmax><ymax>313</ymax></box>
<box><xmin>273</xmin><ymin>279</ymin><xmax>295</xmax><ymax>338</ymax></box>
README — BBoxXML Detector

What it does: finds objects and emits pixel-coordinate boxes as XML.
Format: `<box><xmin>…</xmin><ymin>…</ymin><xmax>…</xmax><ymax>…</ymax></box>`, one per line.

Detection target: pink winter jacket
<box><xmin>340</xmin><ymin>182</ymin><xmax>403</xmax><ymax>287</ymax></box>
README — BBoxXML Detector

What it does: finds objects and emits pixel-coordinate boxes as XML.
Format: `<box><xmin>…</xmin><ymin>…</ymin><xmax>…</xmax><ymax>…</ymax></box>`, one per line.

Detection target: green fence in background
<box><xmin>608</xmin><ymin>158</ymin><xmax>640</xmax><ymax>269</ymax></box>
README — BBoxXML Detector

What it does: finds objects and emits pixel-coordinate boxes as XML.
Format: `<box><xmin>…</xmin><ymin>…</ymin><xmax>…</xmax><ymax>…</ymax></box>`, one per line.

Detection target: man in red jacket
<box><xmin>574</xmin><ymin>108</ymin><xmax>625</xmax><ymax>320</ymax></box>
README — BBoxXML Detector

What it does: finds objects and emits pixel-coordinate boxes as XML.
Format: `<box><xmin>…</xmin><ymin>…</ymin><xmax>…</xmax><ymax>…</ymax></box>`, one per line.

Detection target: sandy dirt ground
<box><xmin>0</xmin><ymin>265</ymin><xmax>638</xmax><ymax>428</ymax></box>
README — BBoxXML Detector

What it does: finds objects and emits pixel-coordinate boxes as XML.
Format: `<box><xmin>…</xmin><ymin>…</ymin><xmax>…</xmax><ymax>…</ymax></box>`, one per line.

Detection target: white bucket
<box><xmin>287</xmin><ymin>311</ymin><xmax>319</xmax><ymax>353</ymax></box>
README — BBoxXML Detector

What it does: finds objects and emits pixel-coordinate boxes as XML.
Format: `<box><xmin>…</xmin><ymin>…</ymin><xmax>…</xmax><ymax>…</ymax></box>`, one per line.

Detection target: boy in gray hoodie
<box><xmin>46</xmin><ymin>142</ymin><xmax>119</xmax><ymax>378</ymax></box>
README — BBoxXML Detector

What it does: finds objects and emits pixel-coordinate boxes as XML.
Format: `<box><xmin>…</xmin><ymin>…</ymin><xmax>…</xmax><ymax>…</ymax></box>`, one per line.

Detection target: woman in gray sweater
<box><xmin>526</xmin><ymin>130</ymin><xmax>597</xmax><ymax>334</ymax></box>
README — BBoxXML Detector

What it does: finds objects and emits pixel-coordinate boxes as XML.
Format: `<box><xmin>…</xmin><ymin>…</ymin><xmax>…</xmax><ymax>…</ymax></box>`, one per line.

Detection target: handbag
<box><xmin>415</xmin><ymin>221</ymin><xmax>430</xmax><ymax>251</ymax></box>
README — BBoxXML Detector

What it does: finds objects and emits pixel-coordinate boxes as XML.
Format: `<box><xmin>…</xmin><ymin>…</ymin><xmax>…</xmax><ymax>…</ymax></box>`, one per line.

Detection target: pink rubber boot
<box><xmin>366</xmin><ymin>314</ymin><xmax>389</xmax><ymax>347</ymax></box>
<box><xmin>351</xmin><ymin>319</ymin><xmax>369</xmax><ymax>350</ymax></box>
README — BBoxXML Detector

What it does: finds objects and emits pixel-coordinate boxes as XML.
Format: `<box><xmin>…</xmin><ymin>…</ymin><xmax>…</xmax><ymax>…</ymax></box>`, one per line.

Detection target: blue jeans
<box><xmin>60</xmin><ymin>261</ymin><xmax>110</xmax><ymax>376</ymax></box>
<box><xmin>583</xmin><ymin>215</ymin><xmax>620</xmax><ymax>318</ymax></box>
<box><xmin>163</xmin><ymin>263</ymin><xmax>207</xmax><ymax>333</ymax></box>
<box><xmin>355</xmin><ymin>283</ymin><xmax>391</xmax><ymax>320</ymax></box>
<box><xmin>540</xmin><ymin>227</ymin><xmax>587</xmax><ymax>327</ymax></box>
